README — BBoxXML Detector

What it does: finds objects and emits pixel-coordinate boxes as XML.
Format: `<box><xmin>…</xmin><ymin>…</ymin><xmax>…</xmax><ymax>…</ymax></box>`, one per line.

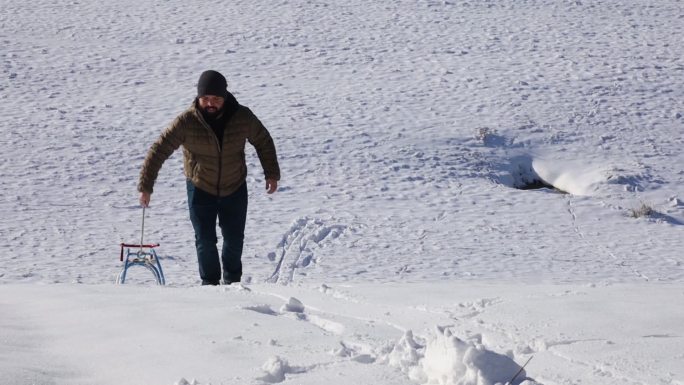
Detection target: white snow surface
<box><xmin>1</xmin><ymin>0</ymin><xmax>683</xmax><ymax>384</ymax></box>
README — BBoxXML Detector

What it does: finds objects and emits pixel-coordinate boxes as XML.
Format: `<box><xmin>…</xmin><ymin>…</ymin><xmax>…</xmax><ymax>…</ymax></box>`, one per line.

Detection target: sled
<box><xmin>116</xmin><ymin>243</ymin><xmax>166</xmax><ymax>285</ymax></box>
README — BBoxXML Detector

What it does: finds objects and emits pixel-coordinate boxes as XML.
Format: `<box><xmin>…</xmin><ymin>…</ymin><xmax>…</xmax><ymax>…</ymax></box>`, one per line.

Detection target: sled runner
<box><xmin>116</xmin><ymin>242</ymin><xmax>166</xmax><ymax>285</ymax></box>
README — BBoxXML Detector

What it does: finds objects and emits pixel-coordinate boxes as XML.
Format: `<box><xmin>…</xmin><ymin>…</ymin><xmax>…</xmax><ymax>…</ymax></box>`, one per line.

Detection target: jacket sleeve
<box><xmin>246</xmin><ymin>110</ymin><xmax>281</xmax><ymax>181</ymax></box>
<box><xmin>137</xmin><ymin>116</ymin><xmax>185</xmax><ymax>193</ymax></box>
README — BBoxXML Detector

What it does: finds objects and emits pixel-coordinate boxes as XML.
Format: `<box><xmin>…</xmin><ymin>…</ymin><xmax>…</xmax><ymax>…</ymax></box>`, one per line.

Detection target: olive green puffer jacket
<box><xmin>138</xmin><ymin>101</ymin><xmax>280</xmax><ymax>197</ymax></box>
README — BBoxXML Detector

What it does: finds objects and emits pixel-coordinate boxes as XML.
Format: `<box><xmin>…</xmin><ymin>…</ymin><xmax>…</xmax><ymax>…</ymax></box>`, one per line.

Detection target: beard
<box><xmin>201</xmin><ymin>105</ymin><xmax>222</xmax><ymax>119</ymax></box>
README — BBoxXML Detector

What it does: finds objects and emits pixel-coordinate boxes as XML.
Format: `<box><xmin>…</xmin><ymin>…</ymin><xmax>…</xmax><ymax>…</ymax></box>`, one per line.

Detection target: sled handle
<box><xmin>121</xmin><ymin>243</ymin><xmax>160</xmax><ymax>248</ymax></box>
<box><xmin>119</xmin><ymin>243</ymin><xmax>160</xmax><ymax>262</ymax></box>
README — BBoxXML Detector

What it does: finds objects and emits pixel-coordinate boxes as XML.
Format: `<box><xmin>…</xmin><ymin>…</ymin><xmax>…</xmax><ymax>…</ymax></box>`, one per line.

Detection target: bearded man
<box><xmin>138</xmin><ymin>70</ymin><xmax>280</xmax><ymax>285</ymax></box>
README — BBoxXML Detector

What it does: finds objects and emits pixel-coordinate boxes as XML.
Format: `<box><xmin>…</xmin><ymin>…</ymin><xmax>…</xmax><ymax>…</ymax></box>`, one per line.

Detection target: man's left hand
<box><xmin>266</xmin><ymin>179</ymin><xmax>278</xmax><ymax>194</ymax></box>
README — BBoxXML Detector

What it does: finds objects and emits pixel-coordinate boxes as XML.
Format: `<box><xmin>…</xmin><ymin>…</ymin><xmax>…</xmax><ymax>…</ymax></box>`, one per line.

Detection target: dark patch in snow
<box><xmin>495</xmin><ymin>155</ymin><xmax>567</xmax><ymax>193</ymax></box>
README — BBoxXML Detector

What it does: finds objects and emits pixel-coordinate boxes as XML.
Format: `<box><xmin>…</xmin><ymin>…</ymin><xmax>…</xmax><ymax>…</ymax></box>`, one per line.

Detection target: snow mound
<box><xmin>532</xmin><ymin>158</ymin><xmax>608</xmax><ymax>196</ymax></box>
<box><xmin>280</xmin><ymin>297</ymin><xmax>305</xmax><ymax>313</ymax></box>
<box><xmin>386</xmin><ymin>330</ymin><xmax>423</xmax><ymax>370</ymax></box>
<box><xmin>257</xmin><ymin>356</ymin><xmax>300</xmax><ymax>383</ymax></box>
<box><xmin>387</xmin><ymin>327</ymin><xmax>530</xmax><ymax>385</ymax></box>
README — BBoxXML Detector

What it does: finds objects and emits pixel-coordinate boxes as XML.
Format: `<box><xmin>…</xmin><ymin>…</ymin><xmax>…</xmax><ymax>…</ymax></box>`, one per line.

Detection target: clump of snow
<box><xmin>280</xmin><ymin>297</ymin><xmax>305</xmax><ymax>313</ymax></box>
<box><xmin>386</xmin><ymin>330</ymin><xmax>423</xmax><ymax>371</ymax></box>
<box><xmin>257</xmin><ymin>356</ymin><xmax>294</xmax><ymax>383</ymax></box>
<box><xmin>332</xmin><ymin>341</ymin><xmax>376</xmax><ymax>364</ymax></box>
<box><xmin>387</xmin><ymin>327</ymin><xmax>529</xmax><ymax>385</ymax></box>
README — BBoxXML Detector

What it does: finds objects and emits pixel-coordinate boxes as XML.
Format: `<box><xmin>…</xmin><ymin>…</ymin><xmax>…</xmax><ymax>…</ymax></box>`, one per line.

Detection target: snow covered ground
<box><xmin>1</xmin><ymin>0</ymin><xmax>682</xmax><ymax>384</ymax></box>
<box><xmin>2</xmin><ymin>282</ymin><xmax>682</xmax><ymax>385</ymax></box>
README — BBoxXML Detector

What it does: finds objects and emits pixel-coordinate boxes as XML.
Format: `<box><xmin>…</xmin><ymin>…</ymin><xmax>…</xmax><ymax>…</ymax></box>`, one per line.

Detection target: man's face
<box><xmin>198</xmin><ymin>95</ymin><xmax>225</xmax><ymax>115</ymax></box>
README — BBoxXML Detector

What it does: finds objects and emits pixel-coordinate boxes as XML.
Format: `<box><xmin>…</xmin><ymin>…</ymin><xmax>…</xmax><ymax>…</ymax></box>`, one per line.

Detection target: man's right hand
<box><xmin>140</xmin><ymin>192</ymin><xmax>151</xmax><ymax>207</ymax></box>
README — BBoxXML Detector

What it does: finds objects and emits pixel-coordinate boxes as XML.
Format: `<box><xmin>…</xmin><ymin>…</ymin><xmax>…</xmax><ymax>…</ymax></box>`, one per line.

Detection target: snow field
<box><xmin>1</xmin><ymin>0</ymin><xmax>683</xmax><ymax>384</ymax></box>
<box><xmin>1</xmin><ymin>0</ymin><xmax>682</xmax><ymax>286</ymax></box>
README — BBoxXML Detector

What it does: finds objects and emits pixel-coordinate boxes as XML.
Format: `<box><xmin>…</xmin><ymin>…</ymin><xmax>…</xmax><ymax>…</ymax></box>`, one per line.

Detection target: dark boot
<box><xmin>222</xmin><ymin>271</ymin><xmax>241</xmax><ymax>285</ymax></box>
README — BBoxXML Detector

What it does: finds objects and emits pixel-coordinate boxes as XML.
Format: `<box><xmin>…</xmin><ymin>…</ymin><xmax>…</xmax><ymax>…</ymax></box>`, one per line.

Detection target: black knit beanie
<box><xmin>197</xmin><ymin>70</ymin><xmax>228</xmax><ymax>98</ymax></box>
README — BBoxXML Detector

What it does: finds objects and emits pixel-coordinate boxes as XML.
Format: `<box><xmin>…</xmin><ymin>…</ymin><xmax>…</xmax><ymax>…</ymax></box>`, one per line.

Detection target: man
<box><xmin>138</xmin><ymin>70</ymin><xmax>280</xmax><ymax>285</ymax></box>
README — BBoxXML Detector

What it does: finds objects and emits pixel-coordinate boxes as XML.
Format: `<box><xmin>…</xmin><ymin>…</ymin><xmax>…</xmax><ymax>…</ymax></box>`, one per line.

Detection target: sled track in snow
<box><xmin>267</xmin><ymin>217</ymin><xmax>347</xmax><ymax>285</ymax></box>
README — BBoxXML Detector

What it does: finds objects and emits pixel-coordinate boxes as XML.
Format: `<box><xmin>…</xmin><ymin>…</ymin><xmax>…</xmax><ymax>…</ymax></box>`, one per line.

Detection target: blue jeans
<box><xmin>187</xmin><ymin>180</ymin><xmax>248</xmax><ymax>283</ymax></box>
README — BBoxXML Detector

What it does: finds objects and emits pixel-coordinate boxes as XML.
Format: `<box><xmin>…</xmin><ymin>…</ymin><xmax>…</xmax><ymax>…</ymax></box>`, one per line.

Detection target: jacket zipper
<box><xmin>216</xmin><ymin>147</ymin><xmax>222</xmax><ymax>196</ymax></box>
<box><xmin>196</xmin><ymin>112</ymin><xmax>223</xmax><ymax>196</ymax></box>
<box><xmin>215</xmin><ymin>113</ymin><xmax>238</xmax><ymax>196</ymax></box>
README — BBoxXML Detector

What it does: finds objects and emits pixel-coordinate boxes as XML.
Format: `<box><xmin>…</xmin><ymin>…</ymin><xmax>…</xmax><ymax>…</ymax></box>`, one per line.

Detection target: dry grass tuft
<box><xmin>629</xmin><ymin>202</ymin><xmax>655</xmax><ymax>218</ymax></box>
